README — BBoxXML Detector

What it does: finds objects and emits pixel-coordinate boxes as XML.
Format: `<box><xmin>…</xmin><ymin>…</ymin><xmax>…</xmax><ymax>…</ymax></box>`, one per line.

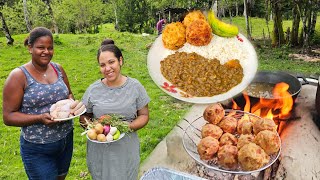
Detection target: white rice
<box><xmin>169</xmin><ymin>35</ymin><xmax>249</xmax><ymax>65</ymax></box>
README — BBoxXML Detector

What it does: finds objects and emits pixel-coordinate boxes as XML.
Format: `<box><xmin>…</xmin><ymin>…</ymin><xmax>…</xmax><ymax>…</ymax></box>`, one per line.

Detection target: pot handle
<box><xmin>296</xmin><ymin>76</ymin><xmax>309</xmax><ymax>85</ymax></box>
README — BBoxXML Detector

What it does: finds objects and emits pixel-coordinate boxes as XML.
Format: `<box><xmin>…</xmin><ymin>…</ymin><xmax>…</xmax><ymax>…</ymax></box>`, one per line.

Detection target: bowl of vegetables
<box><xmin>82</xmin><ymin>114</ymin><xmax>132</xmax><ymax>143</ymax></box>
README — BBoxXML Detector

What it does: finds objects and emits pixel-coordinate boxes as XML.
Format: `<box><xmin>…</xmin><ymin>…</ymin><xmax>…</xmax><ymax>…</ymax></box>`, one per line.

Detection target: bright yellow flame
<box><xmin>232</xmin><ymin>82</ymin><xmax>293</xmax><ymax>120</ymax></box>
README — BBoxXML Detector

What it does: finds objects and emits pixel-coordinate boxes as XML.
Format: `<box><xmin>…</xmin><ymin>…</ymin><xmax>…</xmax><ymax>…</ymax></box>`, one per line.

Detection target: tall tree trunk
<box><xmin>112</xmin><ymin>0</ymin><xmax>119</xmax><ymax>30</ymax></box>
<box><xmin>43</xmin><ymin>0</ymin><xmax>58</xmax><ymax>34</ymax></box>
<box><xmin>235</xmin><ymin>1</ymin><xmax>239</xmax><ymax>16</ymax></box>
<box><xmin>229</xmin><ymin>7</ymin><xmax>233</xmax><ymax>23</ymax></box>
<box><xmin>304</xmin><ymin>0</ymin><xmax>312</xmax><ymax>49</ymax></box>
<box><xmin>271</xmin><ymin>0</ymin><xmax>285</xmax><ymax>47</ymax></box>
<box><xmin>264</xmin><ymin>0</ymin><xmax>271</xmax><ymax>40</ymax></box>
<box><xmin>309</xmin><ymin>0</ymin><xmax>318</xmax><ymax>37</ymax></box>
<box><xmin>299</xmin><ymin>0</ymin><xmax>313</xmax><ymax>51</ymax></box>
<box><xmin>290</xmin><ymin>1</ymin><xmax>300</xmax><ymax>46</ymax></box>
<box><xmin>0</xmin><ymin>11</ymin><xmax>14</xmax><ymax>45</ymax></box>
<box><xmin>209</xmin><ymin>0</ymin><xmax>215</xmax><ymax>10</ymax></box>
<box><xmin>212</xmin><ymin>0</ymin><xmax>217</xmax><ymax>12</ymax></box>
<box><xmin>23</xmin><ymin>0</ymin><xmax>32</xmax><ymax>32</ymax></box>
<box><xmin>212</xmin><ymin>0</ymin><xmax>220</xmax><ymax>18</ymax></box>
<box><xmin>244</xmin><ymin>0</ymin><xmax>252</xmax><ymax>39</ymax></box>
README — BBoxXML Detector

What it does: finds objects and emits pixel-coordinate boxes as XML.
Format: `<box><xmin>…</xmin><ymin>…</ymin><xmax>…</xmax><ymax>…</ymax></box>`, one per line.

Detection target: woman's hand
<box><xmin>39</xmin><ymin>113</ymin><xmax>61</xmax><ymax>126</ymax></box>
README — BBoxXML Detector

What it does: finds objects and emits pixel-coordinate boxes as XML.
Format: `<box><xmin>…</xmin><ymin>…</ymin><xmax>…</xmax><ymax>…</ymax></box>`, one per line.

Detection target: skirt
<box><xmin>87</xmin><ymin>132</ymin><xmax>140</xmax><ymax>180</ymax></box>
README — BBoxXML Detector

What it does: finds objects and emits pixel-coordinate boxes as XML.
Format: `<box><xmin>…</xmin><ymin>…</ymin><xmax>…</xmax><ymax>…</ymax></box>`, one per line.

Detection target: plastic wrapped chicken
<box><xmin>50</xmin><ymin>99</ymin><xmax>85</xmax><ymax>119</ymax></box>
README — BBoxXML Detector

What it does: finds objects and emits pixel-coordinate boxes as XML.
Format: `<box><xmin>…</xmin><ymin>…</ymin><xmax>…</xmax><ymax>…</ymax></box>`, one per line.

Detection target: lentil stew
<box><xmin>160</xmin><ymin>52</ymin><xmax>244</xmax><ymax>97</ymax></box>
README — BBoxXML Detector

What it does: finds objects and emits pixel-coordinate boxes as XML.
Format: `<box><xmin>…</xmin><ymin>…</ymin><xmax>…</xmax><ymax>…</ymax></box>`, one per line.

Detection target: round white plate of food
<box><xmin>53</xmin><ymin>108</ymin><xmax>87</xmax><ymax>121</ymax></box>
<box><xmin>147</xmin><ymin>33</ymin><xmax>258</xmax><ymax>104</ymax></box>
<box><xmin>86</xmin><ymin>133</ymin><xmax>125</xmax><ymax>143</ymax></box>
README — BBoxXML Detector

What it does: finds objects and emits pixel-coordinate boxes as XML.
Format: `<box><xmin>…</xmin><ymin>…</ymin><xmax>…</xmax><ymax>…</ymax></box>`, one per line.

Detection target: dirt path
<box><xmin>289</xmin><ymin>48</ymin><xmax>320</xmax><ymax>62</ymax></box>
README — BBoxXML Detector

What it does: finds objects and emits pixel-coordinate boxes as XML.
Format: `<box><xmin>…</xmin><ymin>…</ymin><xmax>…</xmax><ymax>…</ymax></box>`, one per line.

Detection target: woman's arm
<box><xmin>57</xmin><ymin>64</ymin><xmax>74</xmax><ymax>99</ymax></box>
<box><xmin>128</xmin><ymin>105</ymin><xmax>149</xmax><ymax>131</ymax></box>
<box><xmin>2</xmin><ymin>69</ymin><xmax>57</xmax><ymax>127</ymax></box>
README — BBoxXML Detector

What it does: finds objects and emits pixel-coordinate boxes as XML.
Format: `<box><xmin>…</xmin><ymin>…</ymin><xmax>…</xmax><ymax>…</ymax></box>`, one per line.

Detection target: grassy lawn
<box><xmin>0</xmin><ymin>18</ymin><xmax>319</xmax><ymax>179</ymax></box>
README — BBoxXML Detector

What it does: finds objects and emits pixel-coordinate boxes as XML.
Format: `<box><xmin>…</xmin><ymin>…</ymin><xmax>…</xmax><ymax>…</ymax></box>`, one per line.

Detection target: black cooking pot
<box><xmin>233</xmin><ymin>71</ymin><xmax>304</xmax><ymax>107</ymax></box>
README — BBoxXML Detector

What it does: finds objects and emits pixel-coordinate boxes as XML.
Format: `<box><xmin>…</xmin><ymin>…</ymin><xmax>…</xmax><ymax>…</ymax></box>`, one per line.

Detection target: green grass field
<box><xmin>0</xmin><ymin>17</ymin><xmax>320</xmax><ymax>179</ymax></box>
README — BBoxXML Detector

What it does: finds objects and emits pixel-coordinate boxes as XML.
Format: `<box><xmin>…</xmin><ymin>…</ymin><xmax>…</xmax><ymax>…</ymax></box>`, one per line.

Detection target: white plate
<box><xmin>53</xmin><ymin>108</ymin><xmax>87</xmax><ymax>121</ymax></box>
<box><xmin>86</xmin><ymin>133</ymin><xmax>125</xmax><ymax>143</ymax></box>
<box><xmin>147</xmin><ymin>33</ymin><xmax>258</xmax><ymax>104</ymax></box>
<box><xmin>182</xmin><ymin>109</ymin><xmax>281</xmax><ymax>174</ymax></box>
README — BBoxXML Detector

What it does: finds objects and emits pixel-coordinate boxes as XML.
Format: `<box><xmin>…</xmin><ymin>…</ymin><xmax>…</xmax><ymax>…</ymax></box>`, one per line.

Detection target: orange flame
<box><xmin>233</xmin><ymin>82</ymin><xmax>294</xmax><ymax>120</ymax></box>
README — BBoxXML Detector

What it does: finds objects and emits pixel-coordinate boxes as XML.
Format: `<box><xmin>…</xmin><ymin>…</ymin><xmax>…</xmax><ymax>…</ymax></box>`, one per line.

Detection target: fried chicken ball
<box><xmin>237</xmin><ymin>114</ymin><xmax>250</xmax><ymax>134</ymax></box>
<box><xmin>238</xmin><ymin>143</ymin><xmax>270</xmax><ymax>171</ymax></box>
<box><xmin>197</xmin><ymin>136</ymin><xmax>220</xmax><ymax>160</ymax></box>
<box><xmin>217</xmin><ymin>145</ymin><xmax>238</xmax><ymax>169</ymax></box>
<box><xmin>218</xmin><ymin>116</ymin><xmax>237</xmax><ymax>134</ymax></box>
<box><xmin>219</xmin><ymin>132</ymin><xmax>237</xmax><ymax>146</ymax></box>
<box><xmin>237</xmin><ymin>134</ymin><xmax>255</xmax><ymax>150</ymax></box>
<box><xmin>241</xmin><ymin>121</ymin><xmax>253</xmax><ymax>135</ymax></box>
<box><xmin>254</xmin><ymin>130</ymin><xmax>281</xmax><ymax>155</ymax></box>
<box><xmin>182</xmin><ymin>10</ymin><xmax>206</xmax><ymax>27</ymax></box>
<box><xmin>203</xmin><ymin>103</ymin><xmax>225</xmax><ymax>125</ymax></box>
<box><xmin>201</xmin><ymin>123</ymin><xmax>223</xmax><ymax>139</ymax></box>
<box><xmin>186</xmin><ymin>19</ymin><xmax>213</xmax><ymax>46</ymax></box>
<box><xmin>253</xmin><ymin>118</ymin><xmax>277</xmax><ymax>135</ymax></box>
<box><xmin>162</xmin><ymin>22</ymin><xmax>186</xmax><ymax>50</ymax></box>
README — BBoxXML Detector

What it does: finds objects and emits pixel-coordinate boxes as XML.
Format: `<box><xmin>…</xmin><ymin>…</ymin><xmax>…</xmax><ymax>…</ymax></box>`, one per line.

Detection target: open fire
<box><xmin>231</xmin><ymin>82</ymin><xmax>294</xmax><ymax>134</ymax></box>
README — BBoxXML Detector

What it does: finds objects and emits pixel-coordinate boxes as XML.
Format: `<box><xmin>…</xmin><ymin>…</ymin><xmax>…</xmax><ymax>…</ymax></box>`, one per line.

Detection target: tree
<box><xmin>0</xmin><ymin>11</ymin><xmax>14</xmax><ymax>45</ymax></box>
<box><xmin>42</xmin><ymin>0</ymin><xmax>58</xmax><ymax>34</ymax></box>
<box><xmin>114</xmin><ymin>0</ymin><xmax>149</xmax><ymax>33</ymax></box>
<box><xmin>264</xmin><ymin>0</ymin><xmax>271</xmax><ymax>40</ymax></box>
<box><xmin>23</xmin><ymin>0</ymin><xmax>32</xmax><ymax>32</ymax></box>
<box><xmin>244</xmin><ymin>0</ymin><xmax>252</xmax><ymax>39</ymax></box>
<box><xmin>270</xmin><ymin>0</ymin><xmax>285</xmax><ymax>47</ymax></box>
<box><xmin>0</xmin><ymin>0</ymin><xmax>14</xmax><ymax>44</ymax></box>
<box><xmin>290</xmin><ymin>0</ymin><xmax>300</xmax><ymax>46</ymax></box>
<box><xmin>298</xmin><ymin>0</ymin><xmax>319</xmax><ymax>50</ymax></box>
<box><xmin>52</xmin><ymin>0</ymin><xmax>105</xmax><ymax>34</ymax></box>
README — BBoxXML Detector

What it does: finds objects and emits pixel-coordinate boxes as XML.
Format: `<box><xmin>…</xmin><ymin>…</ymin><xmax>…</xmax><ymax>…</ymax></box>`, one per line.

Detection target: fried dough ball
<box><xmin>238</xmin><ymin>143</ymin><xmax>270</xmax><ymax>171</ymax></box>
<box><xmin>237</xmin><ymin>114</ymin><xmax>250</xmax><ymax>134</ymax></box>
<box><xmin>219</xmin><ymin>132</ymin><xmax>237</xmax><ymax>146</ymax></box>
<box><xmin>162</xmin><ymin>22</ymin><xmax>186</xmax><ymax>50</ymax></box>
<box><xmin>253</xmin><ymin>118</ymin><xmax>277</xmax><ymax>135</ymax></box>
<box><xmin>197</xmin><ymin>136</ymin><xmax>220</xmax><ymax>160</ymax></box>
<box><xmin>237</xmin><ymin>134</ymin><xmax>255</xmax><ymax>150</ymax></box>
<box><xmin>186</xmin><ymin>19</ymin><xmax>213</xmax><ymax>46</ymax></box>
<box><xmin>217</xmin><ymin>145</ymin><xmax>238</xmax><ymax>169</ymax></box>
<box><xmin>218</xmin><ymin>116</ymin><xmax>237</xmax><ymax>134</ymax></box>
<box><xmin>201</xmin><ymin>123</ymin><xmax>223</xmax><ymax>139</ymax></box>
<box><xmin>203</xmin><ymin>103</ymin><xmax>225</xmax><ymax>125</ymax></box>
<box><xmin>254</xmin><ymin>130</ymin><xmax>281</xmax><ymax>155</ymax></box>
<box><xmin>241</xmin><ymin>121</ymin><xmax>253</xmax><ymax>134</ymax></box>
<box><xmin>183</xmin><ymin>10</ymin><xmax>206</xmax><ymax>27</ymax></box>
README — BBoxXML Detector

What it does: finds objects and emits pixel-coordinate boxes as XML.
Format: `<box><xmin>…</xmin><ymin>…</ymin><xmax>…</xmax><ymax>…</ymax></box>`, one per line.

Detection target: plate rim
<box><xmin>182</xmin><ymin>109</ymin><xmax>281</xmax><ymax>174</ymax></box>
<box><xmin>53</xmin><ymin>108</ymin><xmax>87</xmax><ymax>121</ymax></box>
